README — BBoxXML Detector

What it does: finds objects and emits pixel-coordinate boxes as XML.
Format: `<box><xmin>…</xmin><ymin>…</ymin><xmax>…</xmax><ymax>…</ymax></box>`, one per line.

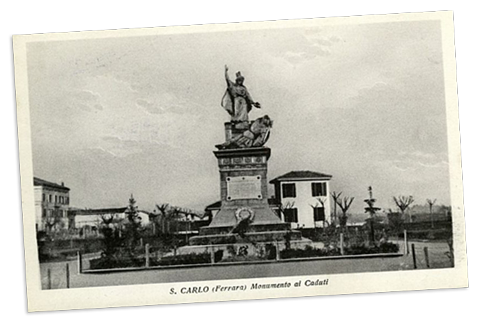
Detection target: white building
<box><xmin>270</xmin><ymin>170</ymin><xmax>332</xmax><ymax>229</ymax></box>
<box><xmin>33</xmin><ymin>177</ymin><xmax>71</xmax><ymax>231</ymax></box>
<box><xmin>71</xmin><ymin>207</ymin><xmax>152</xmax><ymax>232</ymax></box>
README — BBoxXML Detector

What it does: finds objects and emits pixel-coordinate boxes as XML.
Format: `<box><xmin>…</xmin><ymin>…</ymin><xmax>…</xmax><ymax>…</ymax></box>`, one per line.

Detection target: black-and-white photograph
<box><xmin>13</xmin><ymin>10</ymin><xmax>467</xmax><ymax>312</ymax></box>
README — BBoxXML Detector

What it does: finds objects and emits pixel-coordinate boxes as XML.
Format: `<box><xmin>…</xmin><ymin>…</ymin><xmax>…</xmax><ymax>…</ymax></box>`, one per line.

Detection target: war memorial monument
<box><xmin>188</xmin><ymin>66</ymin><xmax>305</xmax><ymax>252</ymax></box>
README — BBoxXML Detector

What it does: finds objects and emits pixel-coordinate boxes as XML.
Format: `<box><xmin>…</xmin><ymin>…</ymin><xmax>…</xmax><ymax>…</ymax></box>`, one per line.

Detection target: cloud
<box><xmin>375</xmin><ymin>150</ymin><xmax>449</xmax><ymax>180</ymax></box>
<box><xmin>304</xmin><ymin>33</ymin><xmax>342</xmax><ymax>48</ymax></box>
<box><xmin>72</xmin><ymin>90</ymin><xmax>100</xmax><ymax>102</ymax></box>
<box><xmin>68</xmin><ymin>90</ymin><xmax>103</xmax><ymax>113</ymax></box>
<box><xmin>277</xmin><ymin>30</ymin><xmax>343</xmax><ymax>65</ymax></box>
<box><xmin>135</xmin><ymin>98</ymin><xmax>165</xmax><ymax>114</ymax></box>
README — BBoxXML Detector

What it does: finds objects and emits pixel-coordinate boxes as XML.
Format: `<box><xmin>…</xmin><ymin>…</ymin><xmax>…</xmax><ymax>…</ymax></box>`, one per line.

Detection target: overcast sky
<box><xmin>26</xmin><ymin>19</ymin><xmax>450</xmax><ymax>214</ymax></box>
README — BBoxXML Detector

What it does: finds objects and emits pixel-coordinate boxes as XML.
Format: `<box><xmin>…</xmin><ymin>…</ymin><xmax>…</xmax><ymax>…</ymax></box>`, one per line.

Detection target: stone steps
<box><xmin>189</xmin><ymin>229</ymin><xmax>302</xmax><ymax>246</ymax></box>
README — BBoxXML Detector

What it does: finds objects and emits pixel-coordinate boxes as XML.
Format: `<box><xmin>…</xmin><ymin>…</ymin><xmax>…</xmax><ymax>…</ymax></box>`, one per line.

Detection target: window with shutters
<box><xmin>282</xmin><ymin>183</ymin><xmax>296</xmax><ymax>198</ymax></box>
<box><xmin>283</xmin><ymin>208</ymin><xmax>298</xmax><ymax>223</ymax></box>
<box><xmin>312</xmin><ymin>182</ymin><xmax>327</xmax><ymax>197</ymax></box>
<box><xmin>313</xmin><ymin>207</ymin><xmax>325</xmax><ymax>221</ymax></box>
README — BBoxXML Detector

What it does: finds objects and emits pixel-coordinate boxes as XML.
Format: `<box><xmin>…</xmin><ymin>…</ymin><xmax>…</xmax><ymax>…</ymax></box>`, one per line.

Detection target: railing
<box><xmin>78</xmin><ymin>232</ymin><xmax>404</xmax><ymax>273</ymax></box>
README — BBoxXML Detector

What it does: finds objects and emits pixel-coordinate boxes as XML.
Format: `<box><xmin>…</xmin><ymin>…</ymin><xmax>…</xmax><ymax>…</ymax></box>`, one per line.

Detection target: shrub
<box><xmin>378</xmin><ymin>242</ymin><xmax>399</xmax><ymax>253</ymax></box>
<box><xmin>280</xmin><ymin>246</ymin><xmax>340</xmax><ymax>259</ymax></box>
<box><xmin>265</xmin><ymin>243</ymin><xmax>277</xmax><ymax>260</ymax></box>
<box><xmin>89</xmin><ymin>255</ymin><xmax>144</xmax><ymax>270</ymax></box>
<box><xmin>214</xmin><ymin>250</ymin><xmax>224</xmax><ymax>263</ymax></box>
<box><xmin>226</xmin><ymin>245</ymin><xmax>236</xmax><ymax>256</ymax></box>
<box><xmin>192</xmin><ymin>235</ymin><xmax>237</xmax><ymax>245</ymax></box>
<box><xmin>155</xmin><ymin>252</ymin><xmax>211</xmax><ymax>266</ymax></box>
<box><xmin>344</xmin><ymin>244</ymin><xmax>377</xmax><ymax>255</ymax></box>
<box><xmin>220</xmin><ymin>255</ymin><xmax>262</xmax><ymax>263</ymax></box>
<box><xmin>344</xmin><ymin>242</ymin><xmax>399</xmax><ymax>255</ymax></box>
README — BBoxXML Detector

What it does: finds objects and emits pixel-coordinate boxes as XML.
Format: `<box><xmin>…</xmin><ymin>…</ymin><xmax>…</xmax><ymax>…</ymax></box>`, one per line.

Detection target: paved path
<box><xmin>40</xmin><ymin>240</ymin><xmax>452</xmax><ymax>290</ymax></box>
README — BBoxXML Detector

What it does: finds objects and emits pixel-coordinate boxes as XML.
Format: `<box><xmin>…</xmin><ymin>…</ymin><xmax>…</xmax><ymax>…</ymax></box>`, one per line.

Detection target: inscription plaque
<box><xmin>226</xmin><ymin>175</ymin><xmax>262</xmax><ymax>200</ymax></box>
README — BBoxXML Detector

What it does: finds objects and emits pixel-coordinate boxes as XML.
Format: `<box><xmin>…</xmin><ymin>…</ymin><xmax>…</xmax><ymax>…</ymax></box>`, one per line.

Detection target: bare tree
<box><xmin>155</xmin><ymin>203</ymin><xmax>183</xmax><ymax>254</ymax></box>
<box><xmin>310</xmin><ymin>197</ymin><xmax>327</xmax><ymax>230</ymax></box>
<box><xmin>155</xmin><ymin>203</ymin><xmax>170</xmax><ymax>234</ymax></box>
<box><xmin>316</xmin><ymin>197</ymin><xmax>326</xmax><ymax>207</ymax></box>
<box><xmin>330</xmin><ymin>191</ymin><xmax>342</xmax><ymax>226</ymax></box>
<box><xmin>426</xmin><ymin>199</ymin><xmax>437</xmax><ymax>229</ymax></box>
<box><xmin>45</xmin><ymin>208</ymin><xmax>63</xmax><ymax>233</ymax></box>
<box><xmin>45</xmin><ymin>216</ymin><xmax>60</xmax><ymax>233</ymax></box>
<box><xmin>278</xmin><ymin>201</ymin><xmax>295</xmax><ymax>220</ymax></box>
<box><xmin>278</xmin><ymin>201</ymin><xmax>295</xmax><ymax>250</ymax></box>
<box><xmin>393</xmin><ymin>196</ymin><xmax>414</xmax><ymax>223</ymax></box>
<box><xmin>335</xmin><ymin>196</ymin><xmax>355</xmax><ymax>232</ymax></box>
<box><xmin>98</xmin><ymin>214</ymin><xmax>121</xmax><ymax>258</ymax></box>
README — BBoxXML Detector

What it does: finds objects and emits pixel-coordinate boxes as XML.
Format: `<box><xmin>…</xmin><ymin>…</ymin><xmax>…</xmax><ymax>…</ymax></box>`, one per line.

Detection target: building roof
<box><xmin>269</xmin><ymin>170</ymin><xmax>332</xmax><ymax>184</ymax></box>
<box><xmin>205</xmin><ymin>198</ymin><xmax>281</xmax><ymax>211</ymax></box>
<box><xmin>33</xmin><ymin>177</ymin><xmax>70</xmax><ymax>191</ymax></box>
<box><xmin>70</xmin><ymin>207</ymin><xmax>128</xmax><ymax>215</ymax></box>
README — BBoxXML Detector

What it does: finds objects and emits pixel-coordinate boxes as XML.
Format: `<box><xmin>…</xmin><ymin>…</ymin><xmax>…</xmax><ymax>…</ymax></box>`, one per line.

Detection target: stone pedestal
<box><xmin>189</xmin><ymin>124</ymin><xmax>302</xmax><ymax>246</ymax></box>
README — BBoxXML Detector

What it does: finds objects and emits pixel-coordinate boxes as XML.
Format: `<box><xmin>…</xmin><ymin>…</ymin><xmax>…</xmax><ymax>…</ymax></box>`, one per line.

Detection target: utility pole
<box><xmin>427</xmin><ymin>199</ymin><xmax>436</xmax><ymax>229</ymax></box>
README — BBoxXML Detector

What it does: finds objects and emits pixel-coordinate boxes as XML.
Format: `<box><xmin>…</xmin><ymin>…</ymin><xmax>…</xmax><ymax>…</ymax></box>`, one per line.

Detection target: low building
<box><xmin>69</xmin><ymin>207</ymin><xmax>128</xmax><ymax>231</ymax></box>
<box><xmin>33</xmin><ymin>177</ymin><xmax>71</xmax><ymax>232</ymax></box>
<box><xmin>151</xmin><ymin>205</ymin><xmax>210</xmax><ymax>236</ymax></box>
<box><xmin>270</xmin><ymin>170</ymin><xmax>333</xmax><ymax>229</ymax></box>
<box><xmin>70</xmin><ymin>207</ymin><xmax>152</xmax><ymax>235</ymax></box>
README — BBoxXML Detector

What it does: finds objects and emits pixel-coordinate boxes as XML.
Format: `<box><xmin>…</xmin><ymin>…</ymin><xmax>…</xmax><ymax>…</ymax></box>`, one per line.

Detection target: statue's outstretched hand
<box><xmin>254</xmin><ymin>102</ymin><xmax>261</xmax><ymax>108</ymax></box>
<box><xmin>225</xmin><ymin>65</ymin><xmax>229</xmax><ymax>71</ymax></box>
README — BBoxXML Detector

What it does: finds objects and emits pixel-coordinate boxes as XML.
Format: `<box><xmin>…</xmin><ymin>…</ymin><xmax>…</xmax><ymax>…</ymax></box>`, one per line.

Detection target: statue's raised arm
<box><xmin>224</xmin><ymin>65</ymin><xmax>234</xmax><ymax>87</ymax></box>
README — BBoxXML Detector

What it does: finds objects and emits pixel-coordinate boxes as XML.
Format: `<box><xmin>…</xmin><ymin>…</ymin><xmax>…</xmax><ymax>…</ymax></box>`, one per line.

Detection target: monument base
<box><xmin>189</xmin><ymin>223</ymin><xmax>302</xmax><ymax>246</ymax></box>
<box><xmin>188</xmin><ymin>145</ymin><xmax>302</xmax><ymax>246</ymax></box>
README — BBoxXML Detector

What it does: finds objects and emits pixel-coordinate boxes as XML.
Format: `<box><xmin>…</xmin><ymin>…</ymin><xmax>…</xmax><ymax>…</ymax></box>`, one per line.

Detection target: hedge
<box><xmin>280</xmin><ymin>246</ymin><xmax>341</xmax><ymax>259</ymax></box>
<box><xmin>281</xmin><ymin>242</ymin><xmax>399</xmax><ymax>259</ymax></box>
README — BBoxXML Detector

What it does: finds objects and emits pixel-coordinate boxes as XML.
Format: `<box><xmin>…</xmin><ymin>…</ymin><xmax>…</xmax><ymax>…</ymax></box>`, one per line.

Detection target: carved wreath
<box><xmin>235</xmin><ymin>207</ymin><xmax>255</xmax><ymax>223</ymax></box>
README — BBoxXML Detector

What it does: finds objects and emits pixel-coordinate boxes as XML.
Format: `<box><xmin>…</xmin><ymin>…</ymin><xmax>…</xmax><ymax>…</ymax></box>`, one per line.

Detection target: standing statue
<box><xmin>221</xmin><ymin>65</ymin><xmax>261</xmax><ymax>123</ymax></box>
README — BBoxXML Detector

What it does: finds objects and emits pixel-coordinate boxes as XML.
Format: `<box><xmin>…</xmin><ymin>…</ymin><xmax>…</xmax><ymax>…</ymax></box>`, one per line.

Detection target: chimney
<box><xmin>61</xmin><ymin>182</ymin><xmax>64</xmax><ymax>186</ymax></box>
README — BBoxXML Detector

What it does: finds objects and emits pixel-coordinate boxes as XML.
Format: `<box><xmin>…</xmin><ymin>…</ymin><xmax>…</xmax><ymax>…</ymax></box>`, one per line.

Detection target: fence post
<box><xmin>210</xmin><ymin>246</ymin><xmax>215</xmax><ymax>264</ymax></box>
<box><xmin>340</xmin><ymin>233</ymin><xmax>344</xmax><ymax>255</ymax></box>
<box><xmin>77</xmin><ymin>251</ymin><xmax>82</xmax><ymax>274</ymax></box>
<box><xmin>411</xmin><ymin>244</ymin><xmax>417</xmax><ymax>269</ymax></box>
<box><xmin>423</xmin><ymin>247</ymin><xmax>430</xmax><ymax>268</ymax></box>
<box><xmin>275</xmin><ymin>240</ymin><xmax>280</xmax><ymax>261</ymax></box>
<box><xmin>66</xmin><ymin>263</ymin><xmax>70</xmax><ymax>288</ymax></box>
<box><xmin>145</xmin><ymin>243</ymin><xmax>150</xmax><ymax>268</ymax></box>
<box><xmin>47</xmin><ymin>268</ymin><xmax>52</xmax><ymax>290</ymax></box>
<box><xmin>403</xmin><ymin>230</ymin><xmax>408</xmax><ymax>255</ymax></box>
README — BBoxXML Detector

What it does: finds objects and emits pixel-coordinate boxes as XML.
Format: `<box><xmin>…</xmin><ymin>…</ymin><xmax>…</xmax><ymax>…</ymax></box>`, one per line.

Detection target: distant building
<box><xmin>69</xmin><ymin>207</ymin><xmax>153</xmax><ymax>234</ymax></box>
<box><xmin>69</xmin><ymin>207</ymin><xmax>128</xmax><ymax>232</ymax></box>
<box><xmin>270</xmin><ymin>170</ymin><xmax>332</xmax><ymax>229</ymax></box>
<box><xmin>33</xmin><ymin>177</ymin><xmax>71</xmax><ymax>232</ymax></box>
<box><xmin>152</xmin><ymin>205</ymin><xmax>210</xmax><ymax>236</ymax></box>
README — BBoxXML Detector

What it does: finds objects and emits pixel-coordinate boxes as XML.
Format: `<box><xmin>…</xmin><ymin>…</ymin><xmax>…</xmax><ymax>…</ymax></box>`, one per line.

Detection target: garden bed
<box><xmin>85</xmin><ymin>242</ymin><xmax>401</xmax><ymax>272</ymax></box>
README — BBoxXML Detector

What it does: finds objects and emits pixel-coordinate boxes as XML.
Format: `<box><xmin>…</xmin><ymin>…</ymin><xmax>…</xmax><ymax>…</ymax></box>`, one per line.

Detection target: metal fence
<box><xmin>41</xmin><ymin>262</ymin><xmax>72</xmax><ymax>290</ymax></box>
<box><xmin>78</xmin><ymin>230</ymin><xmax>407</xmax><ymax>273</ymax></box>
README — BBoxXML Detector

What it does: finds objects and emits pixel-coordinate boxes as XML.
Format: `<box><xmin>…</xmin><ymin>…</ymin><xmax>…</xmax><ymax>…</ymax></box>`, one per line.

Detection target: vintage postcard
<box><xmin>14</xmin><ymin>10</ymin><xmax>468</xmax><ymax>312</ymax></box>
